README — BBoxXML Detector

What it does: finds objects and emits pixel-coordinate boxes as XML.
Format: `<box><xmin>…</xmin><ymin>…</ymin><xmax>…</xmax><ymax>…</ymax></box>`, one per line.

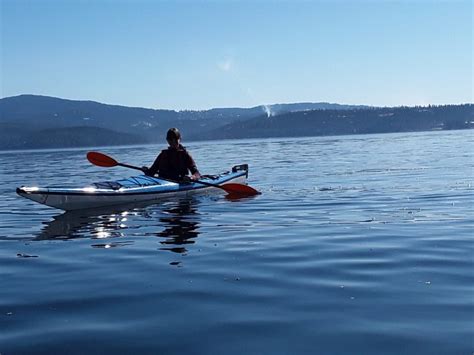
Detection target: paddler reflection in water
<box><xmin>142</xmin><ymin>128</ymin><xmax>201</xmax><ymax>182</ymax></box>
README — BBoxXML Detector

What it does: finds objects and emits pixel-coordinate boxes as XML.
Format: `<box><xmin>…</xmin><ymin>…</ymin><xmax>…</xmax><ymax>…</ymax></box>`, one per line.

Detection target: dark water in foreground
<box><xmin>0</xmin><ymin>130</ymin><xmax>473</xmax><ymax>354</ymax></box>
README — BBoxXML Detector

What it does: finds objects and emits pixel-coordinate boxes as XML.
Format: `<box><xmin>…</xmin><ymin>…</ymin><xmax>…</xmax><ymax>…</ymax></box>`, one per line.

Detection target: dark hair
<box><xmin>166</xmin><ymin>128</ymin><xmax>181</xmax><ymax>141</ymax></box>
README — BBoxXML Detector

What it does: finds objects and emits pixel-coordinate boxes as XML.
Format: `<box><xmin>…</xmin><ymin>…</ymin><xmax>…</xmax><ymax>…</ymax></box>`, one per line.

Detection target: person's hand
<box><xmin>141</xmin><ymin>166</ymin><xmax>150</xmax><ymax>175</ymax></box>
<box><xmin>190</xmin><ymin>172</ymin><xmax>201</xmax><ymax>181</ymax></box>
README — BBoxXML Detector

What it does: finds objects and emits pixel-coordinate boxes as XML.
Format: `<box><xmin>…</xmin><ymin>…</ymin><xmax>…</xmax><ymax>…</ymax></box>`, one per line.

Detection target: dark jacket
<box><xmin>146</xmin><ymin>145</ymin><xmax>199</xmax><ymax>181</ymax></box>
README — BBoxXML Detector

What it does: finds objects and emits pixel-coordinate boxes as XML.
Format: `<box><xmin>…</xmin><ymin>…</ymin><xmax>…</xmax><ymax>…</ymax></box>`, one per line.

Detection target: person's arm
<box><xmin>144</xmin><ymin>153</ymin><xmax>162</xmax><ymax>176</ymax></box>
<box><xmin>185</xmin><ymin>151</ymin><xmax>201</xmax><ymax>180</ymax></box>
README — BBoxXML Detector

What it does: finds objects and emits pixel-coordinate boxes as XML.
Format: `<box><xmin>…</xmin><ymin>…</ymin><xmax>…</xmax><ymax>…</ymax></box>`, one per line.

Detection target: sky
<box><xmin>0</xmin><ymin>0</ymin><xmax>472</xmax><ymax>110</ymax></box>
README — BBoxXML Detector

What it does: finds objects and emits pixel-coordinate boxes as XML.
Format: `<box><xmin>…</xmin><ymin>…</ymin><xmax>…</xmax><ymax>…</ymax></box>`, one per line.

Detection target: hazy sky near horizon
<box><xmin>1</xmin><ymin>0</ymin><xmax>472</xmax><ymax>110</ymax></box>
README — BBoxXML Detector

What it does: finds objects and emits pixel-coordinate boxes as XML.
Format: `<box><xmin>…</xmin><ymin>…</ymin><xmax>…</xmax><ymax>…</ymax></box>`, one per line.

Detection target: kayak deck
<box><xmin>17</xmin><ymin>164</ymin><xmax>249</xmax><ymax>211</ymax></box>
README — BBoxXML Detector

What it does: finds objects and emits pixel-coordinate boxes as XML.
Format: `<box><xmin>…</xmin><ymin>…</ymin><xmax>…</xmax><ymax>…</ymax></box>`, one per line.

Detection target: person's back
<box><xmin>143</xmin><ymin>128</ymin><xmax>200</xmax><ymax>181</ymax></box>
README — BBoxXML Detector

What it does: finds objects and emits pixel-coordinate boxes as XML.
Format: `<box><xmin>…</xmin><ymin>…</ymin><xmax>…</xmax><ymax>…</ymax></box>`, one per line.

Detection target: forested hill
<box><xmin>190</xmin><ymin>104</ymin><xmax>474</xmax><ymax>141</ymax></box>
<box><xmin>0</xmin><ymin>95</ymin><xmax>472</xmax><ymax>149</ymax></box>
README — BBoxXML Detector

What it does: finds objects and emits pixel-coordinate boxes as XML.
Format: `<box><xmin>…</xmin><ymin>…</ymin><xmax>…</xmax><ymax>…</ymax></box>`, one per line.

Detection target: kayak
<box><xmin>17</xmin><ymin>164</ymin><xmax>249</xmax><ymax>211</ymax></box>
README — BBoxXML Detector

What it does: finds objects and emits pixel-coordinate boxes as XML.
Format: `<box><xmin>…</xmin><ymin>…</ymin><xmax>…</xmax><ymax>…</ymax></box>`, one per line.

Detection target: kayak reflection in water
<box><xmin>142</xmin><ymin>128</ymin><xmax>201</xmax><ymax>182</ymax></box>
<box><xmin>35</xmin><ymin>208</ymin><xmax>129</xmax><ymax>241</ymax></box>
<box><xmin>35</xmin><ymin>198</ymin><xmax>201</xmax><ymax>256</ymax></box>
<box><xmin>156</xmin><ymin>199</ymin><xmax>200</xmax><ymax>254</ymax></box>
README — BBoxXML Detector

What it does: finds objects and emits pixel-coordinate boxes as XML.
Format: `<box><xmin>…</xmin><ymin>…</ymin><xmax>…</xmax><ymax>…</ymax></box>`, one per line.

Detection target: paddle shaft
<box><xmin>192</xmin><ymin>179</ymin><xmax>230</xmax><ymax>189</ymax></box>
<box><xmin>117</xmin><ymin>162</ymin><xmax>144</xmax><ymax>171</ymax></box>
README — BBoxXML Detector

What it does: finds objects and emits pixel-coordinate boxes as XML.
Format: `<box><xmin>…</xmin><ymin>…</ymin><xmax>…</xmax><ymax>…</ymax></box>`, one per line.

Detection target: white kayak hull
<box><xmin>17</xmin><ymin>165</ymin><xmax>249</xmax><ymax>211</ymax></box>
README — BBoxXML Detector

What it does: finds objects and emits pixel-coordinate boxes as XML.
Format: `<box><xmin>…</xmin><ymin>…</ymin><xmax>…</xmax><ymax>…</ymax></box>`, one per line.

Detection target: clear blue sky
<box><xmin>1</xmin><ymin>0</ymin><xmax>472</xmax><ymax>110</ymax></box>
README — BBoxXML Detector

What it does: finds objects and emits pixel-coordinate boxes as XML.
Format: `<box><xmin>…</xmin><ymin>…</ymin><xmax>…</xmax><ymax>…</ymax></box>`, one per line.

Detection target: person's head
<box><xmin>166</xmin><ymin>128</ymin><xmax>181</xmax><ymax>148</ymax></box>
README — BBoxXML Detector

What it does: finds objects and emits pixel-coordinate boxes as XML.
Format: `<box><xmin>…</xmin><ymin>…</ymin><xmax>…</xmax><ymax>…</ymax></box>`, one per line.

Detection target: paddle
<box><xmin>86</xmin><ymin>151</ymin><xmax>260</xmax><ymax>196</ymax></box>
<box><xmin>86</xmin><ymin>151</ymin><xmax>143</xmax><ymax>171</ymax></box>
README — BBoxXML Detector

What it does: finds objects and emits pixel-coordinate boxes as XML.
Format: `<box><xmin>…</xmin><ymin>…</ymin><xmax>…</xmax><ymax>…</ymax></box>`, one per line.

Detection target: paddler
<box><xmin>142</xmin><ymin>128</ymin><xmax>201</xmax><ymax>181</ymax></box>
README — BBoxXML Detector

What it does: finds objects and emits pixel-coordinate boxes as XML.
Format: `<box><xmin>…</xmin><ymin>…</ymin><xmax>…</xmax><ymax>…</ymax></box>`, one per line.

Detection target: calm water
<box><xmin>1</xmin><ymin>130</ymin><xmax>473</xmax><ymax>354</ymax></box>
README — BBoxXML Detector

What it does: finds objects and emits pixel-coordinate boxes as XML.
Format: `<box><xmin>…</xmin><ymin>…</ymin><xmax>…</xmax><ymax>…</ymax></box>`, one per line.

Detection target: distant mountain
<box><xmin>190</xmin><ymin>105</ymin><xmax>474</xmax><ymax>140</ymax></box>
<box><xmin>263</xmin><ymin>102</ymin><xmax>370</xmax><ymax>116</ymax></box>
<box><xmin>0</xmin><ymin>124</ymin><xmax>146</xmax><ymax>150</ymax></box>
<box><xmin>0</xmin><ymin>94</ymin><xmax>472</xmax><ymax>150</ymax></box>
<box><xmin>0</xmin><ymin>94</ymin><xmax>177</xmax><ymax>134</ymax></box>
<box><xmin>0</xmin><ymin>94</ymin><xmax>362</xmax><ymax>130</ymax></box>
<box><xmin>0</xmin><ymin>95</ymin><xmax>367</xmax><ymax>149</ymax></box>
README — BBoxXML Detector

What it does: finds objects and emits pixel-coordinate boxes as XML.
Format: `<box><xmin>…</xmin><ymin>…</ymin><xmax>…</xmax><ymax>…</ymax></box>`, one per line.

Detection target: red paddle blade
<box><xmin>220</xmin><ymin>183</ymin><xmax>260</xmax><ymax>196</ymax></box>
<box><xmin>87</xmin><ymin>151</ymin><xmax>118</xmax><ymax>167</ymax></box>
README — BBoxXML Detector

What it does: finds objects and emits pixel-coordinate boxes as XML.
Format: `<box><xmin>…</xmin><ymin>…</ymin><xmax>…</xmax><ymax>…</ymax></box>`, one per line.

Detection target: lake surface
<box><xmin>1</xmin><ymin>130</ymin><xmax>473</xmax><ymax>354</ymax></box>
